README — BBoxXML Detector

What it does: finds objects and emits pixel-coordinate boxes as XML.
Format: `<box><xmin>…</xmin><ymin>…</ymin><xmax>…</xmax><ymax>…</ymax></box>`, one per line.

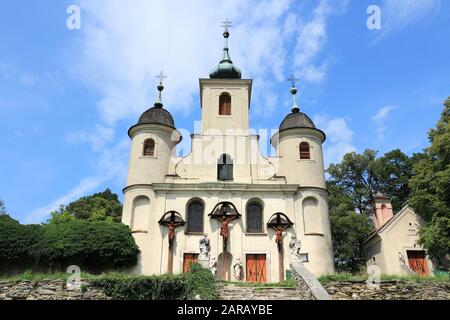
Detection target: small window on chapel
<box><xmin>143</xmin><ymin>139</ymin><xmax>155</xmax><ymax>157</ymax></box>
<box><xmin>300</xmin><ymin>142</ymin><xmax>310</xmax><ymax>160</ymax></box>
<box><xmin>219</xmin><ymin>93</ymin><xmax>231</xmax><ymax>116</ymax></box>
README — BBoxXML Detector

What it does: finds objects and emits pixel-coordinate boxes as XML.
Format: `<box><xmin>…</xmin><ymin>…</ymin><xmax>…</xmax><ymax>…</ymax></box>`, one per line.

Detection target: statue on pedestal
<box><xmin>289</xmin><ymin>236</ymin><xmax>302</xmax><ymax>261</ymax></box>
<box><xmin>233</xmin><ymin>258</ymin><xmax>243</xmax><ymax>281</ymax></box>
<box><xmin>198</xmin><ymin>235</ymin><xmax>211</xmax><ymax>269</ymax></box>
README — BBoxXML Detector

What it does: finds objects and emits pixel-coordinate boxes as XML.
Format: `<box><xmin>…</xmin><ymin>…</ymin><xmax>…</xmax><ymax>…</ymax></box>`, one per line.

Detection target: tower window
<box><xmin>143</xmin><ymin>139</ymin><xmax>155</xmax><ymax>157</ymax></box>
<box><xmin>217</xmin><ymin>154</ymin><xmax>233</xmax><ymax>181</ymax></box>
<box><xmin>219</xmin><ymin>93</ymin><xmax>231</xmax><ymax>115</ymax></box>
<box><xmin>300</xmin><ymin>142</ymin><xmax>310</xmax><ymax>160</ymax></box>
<box><xmin>246</xmin><ymin>202</ymin><xmax>263</xmax><ymax>233</ymax></box>
<box><xmin>187</xmin><ymin>200</ymin><xmax>204</xmax><ymax>233</ymax></box>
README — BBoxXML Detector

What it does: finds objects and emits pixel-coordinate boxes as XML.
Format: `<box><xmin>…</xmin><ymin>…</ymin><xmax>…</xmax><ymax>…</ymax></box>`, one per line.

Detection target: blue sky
<box><xmin>1</xmin><ymin>0</ymin><xmax>449</xmax><ymax>224</ymax></box>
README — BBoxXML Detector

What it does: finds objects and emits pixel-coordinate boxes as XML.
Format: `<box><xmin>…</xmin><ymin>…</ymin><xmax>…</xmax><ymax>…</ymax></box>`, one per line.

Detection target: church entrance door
<box><xmin>407</xmin><ymin>251</ymin><xmax>428</xmax><ymax>276</ymax></box>
<box><xmin>246</xmin><ymin>254</ymin><xmax>267</xmax><ymax>283</ymax></box>
<box><xmin>183</xmin><ymin>253</ymin><xmax>199</xmax><ymax>273</ymax></box>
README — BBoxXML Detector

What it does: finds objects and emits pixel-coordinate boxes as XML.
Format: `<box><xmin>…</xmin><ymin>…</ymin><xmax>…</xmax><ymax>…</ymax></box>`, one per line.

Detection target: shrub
<box><xmin>92</xmin><ymin>264</ymin><xmax>218</xmax><ymax>300</ymax></box>
<box><xmin>0</xmin><ymin>216</ymin><xmax>41</xmax><ymax>271</ymax></box>
<box><xmin>185</xmin><ymin>263</ymin><xmax>218</xmax><ymax>300</ymax></box>
<box><xmin>39</xmin><ymin>220</ymin><xmax>140</xmax><ymax>271</ymax></box>
<box><xmin>92</xmin><ymin>274</ymin><xmax>190</xmax><ymax>300</ymax></box>
<box><xmin>0</xmin><ymin>218</ymin><xmax>139</xmax><ymax>273</ymax></box>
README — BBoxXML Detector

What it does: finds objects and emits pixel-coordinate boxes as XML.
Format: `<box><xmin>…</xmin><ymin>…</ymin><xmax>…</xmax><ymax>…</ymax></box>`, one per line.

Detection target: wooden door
<box><xmin>183</xmin><ymin>253</ymin><xmax>199</xmax><ymax>273</ymax></box>
<box><xmin>246</xmin><ymin>254</ymin><xmax>267</xmax><ymax>283</ymax></box>
<box><xmin>407</xmin><ymin>251</ymin><xmax>428</xmax><ymax>276</ymax></box>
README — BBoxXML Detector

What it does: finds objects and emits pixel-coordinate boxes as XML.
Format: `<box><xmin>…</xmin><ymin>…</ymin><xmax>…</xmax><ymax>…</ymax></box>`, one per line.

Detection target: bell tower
<box><xmin>200</xmin><ymin>18</ymin><xmax>252</xmax><ymax>135</ymax></box>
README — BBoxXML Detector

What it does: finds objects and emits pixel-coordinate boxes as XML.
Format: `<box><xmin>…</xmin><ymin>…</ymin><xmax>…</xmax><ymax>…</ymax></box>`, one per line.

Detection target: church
<box><xmin>121</xmin><ymin>23</ymin><xmax>335</xmax><ymax>283</ymax></box>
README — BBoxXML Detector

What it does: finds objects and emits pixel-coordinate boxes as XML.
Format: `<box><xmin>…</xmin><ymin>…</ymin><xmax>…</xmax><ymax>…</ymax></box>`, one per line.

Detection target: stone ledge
<box><xmin>0</xmin><ymin>280</ymin><xmax>111</xmax><ymax>300</ymax></box>
<box><xmin>290</xmin><ymin>262</ymin><xmax>331</xmax><ymax>300</ymax></box>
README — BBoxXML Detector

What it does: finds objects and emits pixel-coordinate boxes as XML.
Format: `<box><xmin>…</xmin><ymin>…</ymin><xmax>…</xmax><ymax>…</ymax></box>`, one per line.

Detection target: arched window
<box><xmin>143</xmin><ymin>139</ymin><xmax>155</xmax><ymax>157</ymax></box>
<box><xmin>219</xmin><ymin>93</ymin><xmax>231</xmax><ymax>115</ymax></box>
<box><xmin>187</xmin><ymin>200</ymin><xmax>204</xmax><ymax>233</ymax></box>
<box><xmin>246</xmin><ymin>202</ymin><xmax>263</xmax><ymax>233</ymax></box>
<box><xmin>299</xmin><ymin>142</ymin><xmax>310</xmax><ymax>159</ymax></box>
<box><xmin>217</xmin><ymin>154</ymin><xmax>233</xmax><ymax>181</ymax></box>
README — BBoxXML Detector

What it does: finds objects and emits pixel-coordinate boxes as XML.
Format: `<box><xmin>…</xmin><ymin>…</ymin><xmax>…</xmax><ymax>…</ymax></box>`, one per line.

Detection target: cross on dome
<box><xmin>288</xmin><ymin>74</ymin><xmax>300</xmax><ymax>113</ymax></box>
<box><xmin>154</xmin><ymin>70</ymin><xmax>167</xmax><ymax>107</ymax></box>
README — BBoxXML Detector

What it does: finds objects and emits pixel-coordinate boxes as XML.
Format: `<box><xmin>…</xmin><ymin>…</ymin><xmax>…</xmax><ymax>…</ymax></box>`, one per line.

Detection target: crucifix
<box><xmin>267</xmin><ymin>213</ymin><xmax>294</xmax><ymax>281</ymax></box>
<box><xmin>209</xmin><ymin>202</ymin><xmax>241</xmax><ymax>280</ymax></box>
<box><xmin>158</xmin><ymin>211</ymin><xmax>185</xmax><ymax>274</ymax></box>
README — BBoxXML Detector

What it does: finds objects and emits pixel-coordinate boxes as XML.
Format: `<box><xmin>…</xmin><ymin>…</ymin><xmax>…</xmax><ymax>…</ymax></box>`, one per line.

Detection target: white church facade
<box><xmin>121</xmin><ymin>26</ymin><xmax>335</xmax><ymax>282</ymax></box>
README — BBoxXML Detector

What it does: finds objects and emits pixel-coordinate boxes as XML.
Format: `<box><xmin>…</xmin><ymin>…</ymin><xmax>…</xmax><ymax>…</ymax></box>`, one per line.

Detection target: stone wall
<box><xmin>1</xmin><ymin>279</ymin><xmax>449</xmax><ymax>300</ymax></box>
<box><xmin>0</xmin><ymin>280</ymin><xmax>111</xmax><ymax>300</ymax></box>
<box><xmin>323</xmin><ymin>280</ymin><xmax>450</xmax><ymax>300</ymax></box>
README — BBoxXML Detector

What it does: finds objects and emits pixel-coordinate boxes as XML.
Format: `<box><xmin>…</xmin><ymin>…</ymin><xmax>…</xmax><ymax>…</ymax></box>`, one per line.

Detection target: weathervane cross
<box><xmin>288</xmin><ymin>74</ymin><xmax>299</xmax><ymax>88</ymax></box>
<box><xmin>156</xmin><ymin>70</ymin><xmax>167</xmax><ymax>85</ymax></box>
<box><xmin>221</xmin><ymin>18</ymin><xmax>232</xmax><ymax>32</ymax></box>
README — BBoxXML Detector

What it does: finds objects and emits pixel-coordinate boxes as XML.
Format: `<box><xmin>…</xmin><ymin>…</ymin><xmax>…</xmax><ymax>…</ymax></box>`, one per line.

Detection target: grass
<box><xmin>220</xmin><ymin>278</ymin><xmax>297</xmax><ymax>288</ymax></box>
<box><xmin>2</xmin><ymin>271</ymin><xmax>448</xmax><ymax>285</ymax></box>
<box><xmin>0</xmin><ymin>270</ymin><xmax>131</xmax><ymax>281</ymax></box>
<box><xmin>318</xmin><ymin>272</ymin><xmax>450</xmax><ymax>284</ymax></box>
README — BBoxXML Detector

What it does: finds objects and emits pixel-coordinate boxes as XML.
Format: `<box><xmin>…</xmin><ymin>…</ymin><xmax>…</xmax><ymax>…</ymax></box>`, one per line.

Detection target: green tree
<box><xmin>328</xmin><ymin>182</ymin><xmax>372</xmax><ymax>273</ymax></box>
<box><xmin>0</xmin><ymin>198</ymin><xmax>7</xmax><ymax>216</ymax></box>
<box><xmin>375</xmin><ymin>149</ymin><xmax>413</xmax><ymax>212</ymax></box>
<box><xmin>327</xmin><ymin>149</ymin><xmax>413</xmax><ymax>215</ymax></box>
<box><xmin>409</xmin><ymin>97</ymin><xmax>450</xmax><ymax>264</ymax></box>
<box><xmin>47</xmin><ymin>205</ymin><xmax>76</xmax><ymax>224</ymax></box>
<box><xmin>48</xmin><ymin>189</ymin><xmax>123</xmax><ymax>223</ymax></box>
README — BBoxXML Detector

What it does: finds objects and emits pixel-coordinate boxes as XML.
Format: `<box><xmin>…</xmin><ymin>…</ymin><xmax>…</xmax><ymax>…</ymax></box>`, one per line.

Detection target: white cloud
<box><xmin>314</xmin><ymin>114</ymin><xmax>356</xmax><ymax>167</ymax></box>
<box><xmin>24</xmin><ymin>176</ymin><xmax>106</xmax><ymax>224</ymax></box>
<box><xmin>73</xmin><ymin>0</ymin><xmax>349</xmax><ymax>125</ymax></box>
<box><xmin>66</xmin><ymin>125</ymin><xmax>115</xmax><ymax>151</ymax></box>
<box><xmin>294</xmin><ymin>0</ymin><xmax>349</xmax><ymax>83</ymax></box>
<box><xmin>24</xmin><ymin>139</ymin><xmax>130</xmax><ymax>224</ymax></box>
<box><xmin>372</xmin><ymin>0</ymin><xmax>441</xmax><ymax>43</ymax></box>
<box><xmin>372</xmin><ymin>105</ymin><xmax>398</xmax><ymax>141</ymax></box>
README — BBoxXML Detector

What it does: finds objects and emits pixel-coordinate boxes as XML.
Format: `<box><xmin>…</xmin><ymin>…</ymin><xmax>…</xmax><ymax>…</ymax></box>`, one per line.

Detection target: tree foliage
<box><xmin>327</xmin><ymin>149</ymin><xmax>414</xmax><ymax>273</ymax></box>
<box><xmin>39</xmin><ymin>220</ymin><xmax>139</xmax><ymax>271</ymax></box>
<box><xmin>327</xmin><ymin>149</ymin><xmax>413</xmax><ymax>215</ymax></box>
<box><xmin>409</xmin><ymin>97</ymin><xmax>450</xmax><ymax>262</ymax></box>
<box><xmin>0</xmin><ymin>215</ymin><xmax>42</xmax><ymax>270</ymax></box>
<box><xmin>0</xmin><ymin>217</ymin><xmax>139</xmax><ymax>273</ymax></box>
<box><xmin>327</xmin><ymin>182</ymin><xmax>372</xmax><ymax>273</ymax></box>
<box><xmin>0</xmin><ymin>198</ymin><xmax>7</xmax><ymax>216</ymax></box>
<box><xmin>48</xmin><ymin>189</ymin><xmax>122</xmax><ymax>224</ymax></box>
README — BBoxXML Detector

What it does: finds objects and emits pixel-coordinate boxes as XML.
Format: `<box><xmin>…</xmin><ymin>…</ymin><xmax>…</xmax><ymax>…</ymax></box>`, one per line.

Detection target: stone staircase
<box><xmin>218</xmin><ymin>283</ymin><xmax>313</xmax><ymax>300</ymax></box>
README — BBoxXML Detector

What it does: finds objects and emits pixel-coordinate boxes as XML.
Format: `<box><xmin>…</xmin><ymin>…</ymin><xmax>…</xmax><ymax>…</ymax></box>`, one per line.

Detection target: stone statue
<box><xmin>233</xmin><ymin>258</ymin><xmax>243</xmax><ymax>281</ymax></box>
<box><xmin>289</xmin><ymin>236</ymin><xmax>302</xmax><ymax>261</ymax></box>
<box><xmin>199</xmin><ymin>234</ymin><xmax>210</xmax><ymax>260</ymax></box>
<box><xmin>210</xmin><ymin>257</ymin><xmax>217</xmax><ymax>276</ymax></box>
<box><xmin>399</xmin><ymin>251</ymin><xmax>413</xmax><ymax>274</ymax></box>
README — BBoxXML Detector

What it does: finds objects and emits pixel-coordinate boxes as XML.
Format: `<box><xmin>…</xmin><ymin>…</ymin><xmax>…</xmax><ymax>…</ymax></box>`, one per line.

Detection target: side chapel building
<box><xmin>121</xmin><ymin>25</ymin><xmax>335</xmax><ymax>282</ymax></box>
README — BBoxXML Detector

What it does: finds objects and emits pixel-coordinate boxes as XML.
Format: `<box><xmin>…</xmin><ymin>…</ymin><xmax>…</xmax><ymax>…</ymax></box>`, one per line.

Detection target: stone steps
<box><xmin>218</xmin><ymin>284</ymin><xmax>313</xmax><ymax>300</ymax></box>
